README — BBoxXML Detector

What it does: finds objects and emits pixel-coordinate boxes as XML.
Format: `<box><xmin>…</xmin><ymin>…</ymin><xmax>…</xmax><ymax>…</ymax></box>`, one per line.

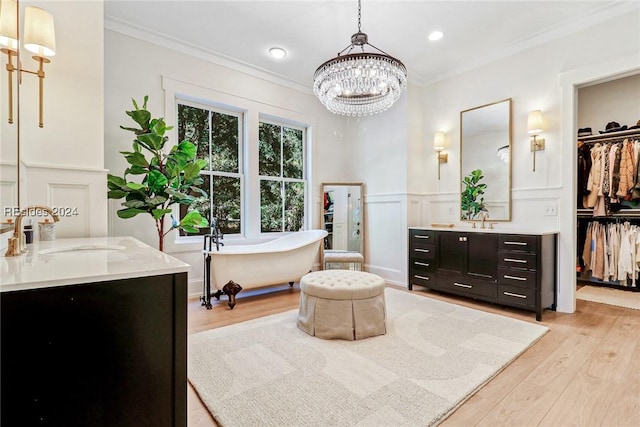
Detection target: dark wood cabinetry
<box><xmin>409</xmin><ymin>228</ymin><xmax>557</xmax><ymax>321</ymax></box>
<box><xmin>1</xmin><ymin>273</ymin><xmax>187</xmax><ymax>427</ymax></box>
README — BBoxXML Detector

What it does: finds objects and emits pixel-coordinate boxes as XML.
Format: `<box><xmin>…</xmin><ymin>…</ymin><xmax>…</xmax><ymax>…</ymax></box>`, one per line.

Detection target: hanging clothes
<box><xmin>581</xmin><ymin>220</ymin><xmax>640</xmax><ymax>288</ymax></box>
<box><xmin>577</xmin><ymin>142</ymin><xmax>592</xmax><ymax>208</ymax></box>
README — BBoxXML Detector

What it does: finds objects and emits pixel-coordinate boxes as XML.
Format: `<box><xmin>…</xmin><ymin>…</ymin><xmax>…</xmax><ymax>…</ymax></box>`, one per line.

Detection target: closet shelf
<box><xmin>577</xmin><ymin>208</ymin><xmax>640</xmax><ymax>218</ymax></box>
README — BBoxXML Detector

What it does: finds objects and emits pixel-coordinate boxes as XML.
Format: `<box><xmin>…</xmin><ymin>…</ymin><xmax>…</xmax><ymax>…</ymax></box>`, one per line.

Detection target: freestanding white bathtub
<box><xmin>202</xmin><ymin>229</ymin><xmax>327</xmax><ymax>309</ymax></box>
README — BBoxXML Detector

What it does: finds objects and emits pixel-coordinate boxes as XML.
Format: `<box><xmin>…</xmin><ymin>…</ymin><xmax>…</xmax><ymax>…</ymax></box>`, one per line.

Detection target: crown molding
<box><xmin>106</xmin><ymin>1</ymin><xmax>638</xmax><ymax>92</ymax></box>
<box><xmin>414</xmin><ymin>1</ymin><xmax>640</xmax><ymax>87</ymax></box>
<box><xmin>104</xmin><ymin>16</ymin><xmax>314</xmax><ymax>95</ymax></box>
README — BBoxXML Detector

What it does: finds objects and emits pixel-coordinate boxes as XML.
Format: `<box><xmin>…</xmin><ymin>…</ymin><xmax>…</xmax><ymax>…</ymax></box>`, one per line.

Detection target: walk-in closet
<box><xmin>576</xmin><ymin>73</ymin><xmax>640</xmax><ymax>292</ymax></box>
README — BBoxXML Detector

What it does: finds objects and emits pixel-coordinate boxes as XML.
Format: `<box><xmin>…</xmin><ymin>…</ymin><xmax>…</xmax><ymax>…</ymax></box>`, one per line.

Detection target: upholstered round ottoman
<box><xmin>297</xmin><ymin>270</ymin><xmax>386</xmax><ymax>340</ymax></box>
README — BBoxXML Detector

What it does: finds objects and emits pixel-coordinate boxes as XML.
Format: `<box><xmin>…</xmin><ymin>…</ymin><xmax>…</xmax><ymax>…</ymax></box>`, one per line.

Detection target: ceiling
<box><xmin>104</xmin><ymin>1</ymin><xmax>634</xmax><ymax>90</ymax></box>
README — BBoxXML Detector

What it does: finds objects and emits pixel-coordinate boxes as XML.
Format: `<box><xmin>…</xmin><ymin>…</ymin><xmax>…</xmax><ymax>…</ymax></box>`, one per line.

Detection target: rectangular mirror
<box><xmin>321</xmin><ymin>182</ymin><xmax>363</xmax><ymax>262</ymax></box>
<box><xmin>460</xmin><ymin>98</ymin><xmax>512</xmax><ymax>221</ymax></box>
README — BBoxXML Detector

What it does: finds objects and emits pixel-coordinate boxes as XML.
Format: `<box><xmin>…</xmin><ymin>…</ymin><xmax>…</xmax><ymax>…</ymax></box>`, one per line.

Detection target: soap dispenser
<box><xmin>24</xmin><ymin>219</ymin><xmax>34</xmax><ymax>244</ymax></box>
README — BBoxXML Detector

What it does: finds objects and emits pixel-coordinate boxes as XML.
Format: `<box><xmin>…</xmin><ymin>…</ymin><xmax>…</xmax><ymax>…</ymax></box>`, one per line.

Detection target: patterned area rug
<box><xmin>577</xmin><ymin>285</ymin><xmax>640</xmax><ymax>310</ymax></box>
<box><xmin>189</xmin><ymin>288</ymin><xmax>548</xmax><ymax>427</ymax></box>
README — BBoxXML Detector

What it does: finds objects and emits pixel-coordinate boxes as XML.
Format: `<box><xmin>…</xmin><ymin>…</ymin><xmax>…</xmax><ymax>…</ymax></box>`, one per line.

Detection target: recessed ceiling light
<box><xmin>269</xmin><ymin>47</ymin><xmax>287</xmax><ymax>59</ymax></box>
<box><xmin>428</xmin><ymin>31</ymin><xmax>444</xmax><ymax>42</ymax></box>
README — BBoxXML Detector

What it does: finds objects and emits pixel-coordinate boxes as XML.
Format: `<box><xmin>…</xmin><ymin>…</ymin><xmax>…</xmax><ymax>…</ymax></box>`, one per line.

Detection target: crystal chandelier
<box><xmin>313</xmin><ymin>0</ymin><xmax>407</xmax><ymax>117</ymax></box>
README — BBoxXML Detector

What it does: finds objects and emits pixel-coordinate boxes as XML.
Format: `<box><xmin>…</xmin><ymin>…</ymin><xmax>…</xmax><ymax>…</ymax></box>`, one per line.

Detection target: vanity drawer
<box><xmin>498</xmin><ymin>268</ymin><xmax>537</xmax><ymax>288</ymax></box>
<box><xmin>438</xmin><ymin>275</ymin><xmax>497</xmax><ymax>299</ymax></box>
<box><xmin>497</xmin><ymin>284</ymin><xmax>536</xmax><ymax>308</ymax></box>
<box><xmin>498</xmin><ymin>235</ymin><xmax>538</xmax><ymax>253</ymax></box>
<box><xmin>498</xmin><ymin>251</ymin><xmax>537</xmax><ymax>270</ymax></box>
<box><xmin>410</xmin><ymin>257</ymin><xmax>435</xmax><ymax>272</ymax></box>
<box><xmin>410</xmin><ymin>271</ymin><xmax>436</xmax><ymax>288</ymax></box>
<box><xmin>410</xmin><ymin>243</ymin><xmax>435</xmax><ymax>260</ymax></box>
<box><xmin>410</xmin><ymin>229</ymin><xmax>435</xmax><ymax>243</ymax></box>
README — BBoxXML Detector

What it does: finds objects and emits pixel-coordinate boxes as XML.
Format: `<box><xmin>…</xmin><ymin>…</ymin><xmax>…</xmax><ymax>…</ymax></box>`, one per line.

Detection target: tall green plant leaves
<box><xmin>107</xmin><ymin>96</ymin><xmax>209</xmax><ymax>250</ymax></box>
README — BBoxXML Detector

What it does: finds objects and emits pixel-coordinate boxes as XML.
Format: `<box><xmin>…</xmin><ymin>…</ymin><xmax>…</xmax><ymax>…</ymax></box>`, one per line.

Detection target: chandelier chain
<box><xmin>357</xmin><ymin>0</ymin><xmax>362</xmax><ymax>33</ymax></box>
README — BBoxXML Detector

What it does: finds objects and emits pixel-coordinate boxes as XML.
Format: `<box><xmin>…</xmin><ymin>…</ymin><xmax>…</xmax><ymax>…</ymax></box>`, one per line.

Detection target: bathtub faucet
<box><xmin>204</xmin><ymin>217</ymin><xmax>224</xmax><ymax>252</ymax></box>
<box><xmin>212</xmin><ymin>217</ymin><xmax>224</xmax><ymax>251</ymax></box>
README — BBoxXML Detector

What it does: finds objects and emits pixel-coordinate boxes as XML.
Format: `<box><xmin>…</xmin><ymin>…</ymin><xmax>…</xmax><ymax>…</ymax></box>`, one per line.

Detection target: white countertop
<box><xmin>410</xmin><ymin>226</ymin><xmax>559</xmax><ymax>236</ymax></box>
<box><xmin>1</xmin><ymin>236</ymin><xmax>190</xmax><ymax>292</ymax></box>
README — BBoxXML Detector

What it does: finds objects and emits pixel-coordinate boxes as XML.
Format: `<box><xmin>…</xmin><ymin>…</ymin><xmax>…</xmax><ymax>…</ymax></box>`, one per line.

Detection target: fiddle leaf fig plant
<box><xmin>107</xmin><ymin>96</ymin><xmax>208</xmax><ymax>251</ymax></box>
<box><xmin>461</xmin><ymin>168</ymin><xmax>488</xmax><ymax>220</ymax></box>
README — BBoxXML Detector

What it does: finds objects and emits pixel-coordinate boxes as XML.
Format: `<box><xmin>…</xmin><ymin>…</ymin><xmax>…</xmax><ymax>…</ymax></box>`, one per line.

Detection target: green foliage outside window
<box><xmin>259</xmin><ymin>122</ymin><xmax>305</xmax><ymax>232</ymax></box>
<box><xmin>178</xmin><ymin>104</ymin><xmax>242</xmax><ymax>235</ymax></box>
<box><xmin>176</xmin><ymin>103</ymin><xmax>306</xmax><ymax>236</ymax></box>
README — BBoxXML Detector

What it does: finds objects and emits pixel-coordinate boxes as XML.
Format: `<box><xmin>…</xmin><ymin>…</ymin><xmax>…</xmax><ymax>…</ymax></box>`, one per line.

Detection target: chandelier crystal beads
<box><xmin>313</xmin><ymin>1</ymin><xmax>407</xmax><ymax>117</ymax></box>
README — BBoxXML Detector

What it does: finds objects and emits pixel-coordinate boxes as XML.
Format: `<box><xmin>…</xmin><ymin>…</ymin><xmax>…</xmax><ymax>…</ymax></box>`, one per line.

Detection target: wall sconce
<box><xmin>527</xmin><ymin>110</ymin><xmax>545</xmax><ymax>172</ymax></box>
<box><xmin>0</xmin><ymin>0</ymin><xmax>56</xmax><ymax>128</ymax></box>
<box><xmin>433</xmin><ymin>131</ymin><xmax>448</xmax><ymax>180</ymax></box>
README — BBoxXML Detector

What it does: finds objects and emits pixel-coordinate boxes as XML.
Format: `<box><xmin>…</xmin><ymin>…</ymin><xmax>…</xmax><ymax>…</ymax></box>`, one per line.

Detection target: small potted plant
<box><xmin>461</xmin><ymin>169</ymin><xmax>488</xmax><ymax>220</ymax></box>
<box><xmin>107</xmin><ymin>96</ymin><xmax>208</xmax><ymax>251</ymax></box>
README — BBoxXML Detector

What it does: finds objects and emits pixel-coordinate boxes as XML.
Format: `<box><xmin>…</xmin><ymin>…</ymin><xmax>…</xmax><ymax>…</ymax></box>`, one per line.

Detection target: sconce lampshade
<box><xmin>527</xmin><ymin>110</ymin><xmax>543</xmax><ymax>135</ymax></box>
<box><xmin>0</xmin><ymin>0</ymin><xmax>18</xmax><ymax>50</ymax></box>
<box><xmin>24</xmin><ymin>6</ymin><xmax>56</xmax><ymax>57</ymax></box>
<box><xmin>433</xmin><ymin>131</ymin><xmax>446</xmax><ymax>151</ymax></box>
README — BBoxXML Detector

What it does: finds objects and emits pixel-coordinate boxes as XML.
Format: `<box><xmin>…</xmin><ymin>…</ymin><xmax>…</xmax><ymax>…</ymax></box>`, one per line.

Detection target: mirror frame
<box><xmin>459</xmin><ymin>98</ymin><xmax>512</xmax><ymax>222</ymax></box>
<box><xmin>0</xmin><ymin>0</ymin><xmax>21</xmax><ymax>212</ymax></box>
<box><xmin>320</xmin><ymin>182</ymin><xmax>364</xmax><ymax>265</ymax></box>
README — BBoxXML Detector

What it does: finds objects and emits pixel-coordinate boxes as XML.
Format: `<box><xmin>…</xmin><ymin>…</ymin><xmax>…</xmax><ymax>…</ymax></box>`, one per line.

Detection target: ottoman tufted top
<box><xmin>300</xmin><ymin>270</ymin><xmax>385</xmax><ymax>300</ymax></box>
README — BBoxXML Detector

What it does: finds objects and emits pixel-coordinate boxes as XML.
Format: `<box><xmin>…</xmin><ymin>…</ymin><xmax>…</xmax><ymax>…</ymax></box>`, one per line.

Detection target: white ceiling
<box><xmin>104</xmin><ymin>1</ymin><xmax>636</xmax><ymax>90</ymax></box>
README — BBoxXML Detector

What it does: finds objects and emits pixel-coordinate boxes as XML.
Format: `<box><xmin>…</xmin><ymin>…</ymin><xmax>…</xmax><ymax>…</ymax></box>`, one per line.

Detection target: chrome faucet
<box><xmin>5</xmin><ymin>206</ymin><xmax>60</xmax><ymax>257</ymax></box>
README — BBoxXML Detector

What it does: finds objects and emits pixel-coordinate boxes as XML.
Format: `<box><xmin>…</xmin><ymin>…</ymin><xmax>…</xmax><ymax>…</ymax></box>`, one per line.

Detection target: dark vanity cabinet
<box><xmin>1</xmin><ymin>273</ymin><xmax>187</xmax><ymax>427</ymax></box>
<box><xmin>409</xmin><ymin>228</ymin><xmax>557</xmax><ymax>321</ymax></box>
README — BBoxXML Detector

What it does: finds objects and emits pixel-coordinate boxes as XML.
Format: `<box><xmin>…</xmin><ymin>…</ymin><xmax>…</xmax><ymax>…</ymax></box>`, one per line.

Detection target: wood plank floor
<box><xmin>186</xmin><ymin>284</ymin><xmax>640</xmax><ymax>426</ymax></box>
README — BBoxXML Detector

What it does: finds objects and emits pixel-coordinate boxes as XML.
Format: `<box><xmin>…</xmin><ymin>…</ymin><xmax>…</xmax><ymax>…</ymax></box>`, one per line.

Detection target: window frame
<box><xmin>258</xmin><ymin>117</ymin><xmax>308</xmax><ymax>234</ymax></box>
<box><xmin>176</xmin><ymin>98</ymin><xmax>245</xmax><ymax>237</ymax></box>
<box><xmin>161</xmin><ymin>76</ymin><xmax>316</xmax><ymax>253</ymax></box>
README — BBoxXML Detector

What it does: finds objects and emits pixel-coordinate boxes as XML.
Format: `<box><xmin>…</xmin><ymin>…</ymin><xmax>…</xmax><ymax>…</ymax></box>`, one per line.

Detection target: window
<box><xmin>177</xmin><ymin>101</ymin><xmax>242</xmax><ymax>235</ymax></box>
<box><xmin>259</xmin><ymin>121</ymin><xmax>306</xmax><ymax>232</ymax></box>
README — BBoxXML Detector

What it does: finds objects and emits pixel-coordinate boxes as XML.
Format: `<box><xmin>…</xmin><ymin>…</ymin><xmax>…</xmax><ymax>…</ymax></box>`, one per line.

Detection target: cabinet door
<box><xmin>1</xmin><ymin>274</ymin><xmax>187</xmax><ymax>427</ymax></box>
<box><xmin>437</xmin><ymin>232</ymin><xmax>467</xmax><ymax>275</ymax></box>
<box><xmin>467</xmin><ymin>233</ymin><xmax>498</xmax><ymax>280</ymax></box>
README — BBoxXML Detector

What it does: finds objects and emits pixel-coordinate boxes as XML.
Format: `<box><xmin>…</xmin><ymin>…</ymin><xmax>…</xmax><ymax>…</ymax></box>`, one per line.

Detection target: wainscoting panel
<box><xmin>24</xmin><ymin>163</ymin><xmax>108</xmax><ymax>239</ymax></box>
<box><xmin>48</xmin><ymin>183</ymin><xmax>91</xmax><ymax>237</ymax></box>
<box><xmin>365</xmin><ymin>194</ymin><xmax>408</xmax><ymax>286</ymax></box>
<box><xmin>423</xmin><ymin>187</ymin><xmax>561</xmax><ymax>232</ymax></box>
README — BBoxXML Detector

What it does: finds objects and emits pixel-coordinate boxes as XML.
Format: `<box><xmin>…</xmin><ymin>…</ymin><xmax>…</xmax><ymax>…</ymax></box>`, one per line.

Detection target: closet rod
<box><xmin>579</xmin><ymin>129</ymin><xmax>640</xmax><ymax>143</ymax></box>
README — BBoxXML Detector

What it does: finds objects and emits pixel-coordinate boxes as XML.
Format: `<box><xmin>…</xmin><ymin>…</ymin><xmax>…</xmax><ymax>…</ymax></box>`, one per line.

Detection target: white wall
<box><xmin>342</xmin><ymin>89</ymin><xmax>411</xmax><ymax>284</ymax></box>
<box><xmin>578</xmin><ymin>73</ymin><xmax>640</xmax><ymax>131</ymax></box>
<box><xmin>420</xmin><ymin>10</ymin><xmax>640</xmax><ymax>314</ymax></box>
<box><xmin>104</xmin><ymin>29</ymin><xmax>346</xmax><ymax>293</ymax></box>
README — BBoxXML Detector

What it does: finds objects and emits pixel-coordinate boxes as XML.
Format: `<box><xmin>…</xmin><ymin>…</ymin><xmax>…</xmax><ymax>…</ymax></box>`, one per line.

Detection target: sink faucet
<box><xmin>5</xmin><ymin>206</ymin><xmax>60</xmax><ymax>257</ymax></box>
<box><xmin>480</xmin><ymin>211</ymin><xmax>489</xmax><ymax>229</ymax></box>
